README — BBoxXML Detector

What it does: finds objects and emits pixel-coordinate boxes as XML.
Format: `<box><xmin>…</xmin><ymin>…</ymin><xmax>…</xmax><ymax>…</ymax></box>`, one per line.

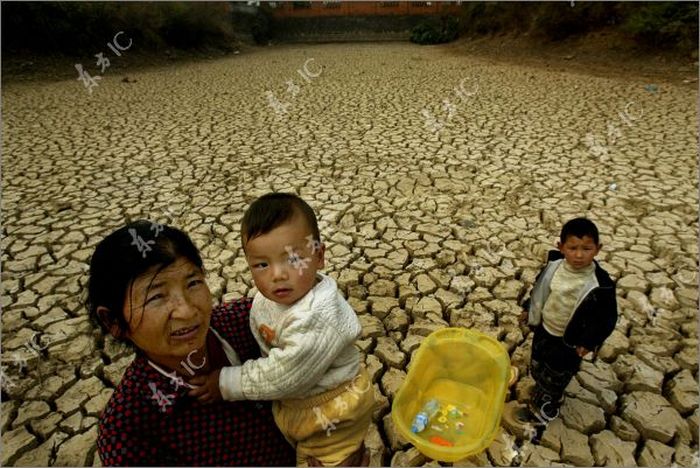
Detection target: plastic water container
<box><xmin>391</xmin><ymin>327</ymin><xmax>511</xmax><ymax>462</ymax></box>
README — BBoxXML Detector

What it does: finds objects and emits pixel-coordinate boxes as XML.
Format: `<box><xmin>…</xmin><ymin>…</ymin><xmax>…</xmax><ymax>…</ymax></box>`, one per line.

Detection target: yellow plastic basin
<box><xmin>391</xmin><ymin>327</ymin><xmax>510</xmax><ymax>462</ymax></box>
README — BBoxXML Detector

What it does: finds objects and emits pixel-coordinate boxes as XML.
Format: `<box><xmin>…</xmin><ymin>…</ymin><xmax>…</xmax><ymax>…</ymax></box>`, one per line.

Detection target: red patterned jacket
<box><xmin>97</xmin><ymin>298</ymin><xmax>296</xmax><ymax>466</ymax></box>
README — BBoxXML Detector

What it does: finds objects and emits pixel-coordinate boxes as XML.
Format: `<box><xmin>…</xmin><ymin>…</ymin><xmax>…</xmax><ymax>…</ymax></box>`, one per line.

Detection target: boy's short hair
<box><xmin>560</xmin><ymin>217</ymin><xmax>600</xmax><ymax>245</ymax></box>
<box><xmin>241</xmin><ymin>192</ymin><xmax>320</xmax><ymax>249</ymax></box>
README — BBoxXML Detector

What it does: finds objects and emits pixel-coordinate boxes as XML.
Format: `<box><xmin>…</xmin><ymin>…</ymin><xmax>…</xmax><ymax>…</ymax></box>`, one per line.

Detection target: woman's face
<box><xmin>122</xmin><ymin>257</ymin><xmax>212</xmax><ymax>369</ymax></box>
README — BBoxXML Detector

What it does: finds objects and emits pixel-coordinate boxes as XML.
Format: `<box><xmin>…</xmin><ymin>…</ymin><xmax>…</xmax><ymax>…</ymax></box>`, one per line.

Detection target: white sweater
<box><xmin>219</xmin><ymin>273</ymin><xmax>361</xmax><ymax>401</ymax></box>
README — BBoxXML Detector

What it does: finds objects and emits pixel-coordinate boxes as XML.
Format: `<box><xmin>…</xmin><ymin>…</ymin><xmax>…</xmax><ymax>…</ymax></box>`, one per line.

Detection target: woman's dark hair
<box><xmin>87</xmin><ymin>220</ymin><xmax>204</xmax><ymax>343</ymax></box>
<box><xmin>240</xmin><ymin>192</ymin><xmax>320</xmax><ymax>249</ymax></box>
<box><xmin>560</xmin><ymin>217</ymin><xmax>600</xmax><ymax>245</ymax></box>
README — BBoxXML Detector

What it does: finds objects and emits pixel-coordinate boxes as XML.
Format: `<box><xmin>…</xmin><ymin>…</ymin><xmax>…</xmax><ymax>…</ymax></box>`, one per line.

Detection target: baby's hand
<box><xmin>188</xmin><ymin>368</ymin><xmax>222</xmax><ymax>404</ymax></box>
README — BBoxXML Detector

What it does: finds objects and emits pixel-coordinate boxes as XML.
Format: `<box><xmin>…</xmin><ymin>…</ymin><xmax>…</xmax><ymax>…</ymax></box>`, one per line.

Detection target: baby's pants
<box><xmin>272</xmin><ymin>367</ymin><xmax>376</xmax><ymax>467</ymax></box>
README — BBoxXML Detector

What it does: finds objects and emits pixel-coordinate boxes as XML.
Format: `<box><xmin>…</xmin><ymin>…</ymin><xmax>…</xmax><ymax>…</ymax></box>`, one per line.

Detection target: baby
<box><xmin>191</xmin><ymin>192</ymin><xmax>375</xmax><ymax>467</ymax></box>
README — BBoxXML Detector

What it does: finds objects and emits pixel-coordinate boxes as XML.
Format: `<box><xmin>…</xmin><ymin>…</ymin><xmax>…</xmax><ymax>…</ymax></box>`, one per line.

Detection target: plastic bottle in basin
<box><xmin>411</xmin><ymin>399</ymin><xmax>440</xmax><ymax>433</ymax></box>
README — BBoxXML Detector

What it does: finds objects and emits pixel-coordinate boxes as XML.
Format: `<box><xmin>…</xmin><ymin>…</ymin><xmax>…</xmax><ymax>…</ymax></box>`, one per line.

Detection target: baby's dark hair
<box><xmin>86</xmin><ymin>220</ymin><xmax>204</xmax><ymax>343</ymax></box>
<box><xmin>241</xmin><ymin>192</ymin><xmax>320</xmax><ymax>249</ymax></box>
<box><xmin>560</xmin><ymin>217</ymin><xmax>600</xmax><ymax>245</ymax></box>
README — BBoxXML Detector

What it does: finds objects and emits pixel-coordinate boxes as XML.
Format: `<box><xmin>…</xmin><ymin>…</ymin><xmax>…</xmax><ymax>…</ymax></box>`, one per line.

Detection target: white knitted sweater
<box><xmin>219</xmin><ymin>273</ymin><xmax>361</xmax><ymax>401</ymax></box>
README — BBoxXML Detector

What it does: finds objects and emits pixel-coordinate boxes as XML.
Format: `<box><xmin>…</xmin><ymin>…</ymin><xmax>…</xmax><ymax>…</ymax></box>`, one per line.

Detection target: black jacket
<box><xmin>522</xmin><ymin>250</ymin><xmax>618</xmax><ymax>351</ymax></box>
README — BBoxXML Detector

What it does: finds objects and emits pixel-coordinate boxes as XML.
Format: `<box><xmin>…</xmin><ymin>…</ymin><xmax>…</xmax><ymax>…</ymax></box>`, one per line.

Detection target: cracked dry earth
<box><xmin>1</xmin><ymin>42</ymin><xmax>698</xmax><ymax>466</ymax></box>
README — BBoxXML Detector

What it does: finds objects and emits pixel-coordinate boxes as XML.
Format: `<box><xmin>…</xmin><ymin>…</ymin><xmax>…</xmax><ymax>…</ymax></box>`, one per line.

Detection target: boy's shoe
<box><xmin>514</xmin><ymin>405</ymin><xmax>540</xmax><ymax>424</ymax></box>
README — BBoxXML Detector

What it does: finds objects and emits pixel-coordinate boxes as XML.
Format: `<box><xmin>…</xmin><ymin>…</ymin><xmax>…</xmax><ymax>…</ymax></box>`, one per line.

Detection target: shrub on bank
<box><xmin>621</xmin><ymin>2</ymin><xmax>699</xmax><ymax>52</ymax></box>
<box><xmin>2</xmin><ymin>2</ymin><xmax>235</xmax><ymax>55</ymax></box>
<box><xmin>410</xmin><ymin>15</ymin><xmax>459</xmax><ymax>45</ymax></box>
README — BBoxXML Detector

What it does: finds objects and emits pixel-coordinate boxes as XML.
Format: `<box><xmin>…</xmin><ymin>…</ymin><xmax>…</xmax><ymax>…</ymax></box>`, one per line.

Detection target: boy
<box><xmin>190</xmin><ymin>193</ymin><xmax>374</xmax><ymax>467</ymax></box>
<box><xmin>519</xmin><ymin>217</ymin><xmax>617</xmax><ymax>421</ymax></box>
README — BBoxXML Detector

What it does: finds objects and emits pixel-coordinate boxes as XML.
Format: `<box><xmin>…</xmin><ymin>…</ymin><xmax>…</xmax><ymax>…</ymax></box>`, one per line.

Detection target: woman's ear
<box><xmin>317</xmin><ymin>243</ymin><xmax>326</xmax><ymax>269</ymax></box>
<box><xmin>96</xmin><ymin>306</ymin><xmax>126</xmax><ymax>340</ymax></box>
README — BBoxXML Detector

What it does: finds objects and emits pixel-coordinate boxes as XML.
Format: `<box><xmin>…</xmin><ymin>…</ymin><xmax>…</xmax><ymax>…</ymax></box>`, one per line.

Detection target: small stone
<box><xmin>358</xmin><ymin>314</ymin><xmax>385</xmax><ymax>339</ymax></box>
<box><xmin>610</xmin><ymin>415</ymin><xmax>640</xmax><ymax>442</ymax></box>
<box><xmin>666</xmin><ymin>369</ymin><xmax>699</xmax><ymax>415</ymax></box>
<box><xmin>520</xmin><ymin>442</ymin><xmax>560</xmax><ymax>466</ymax></box>
<box><xmin>626</xmin><ymin>359</ymin><xmax>664</xmax><ymax>393</ymax></box>
<box><xmin>380</xmin><ymin>368</ymin><xmax>406</xmax><ymax>400</ymax></box>
<box><xmin>364</xmin><ymin>422</ymin><xmax>385</xmax><ymax>467</ymax></box>
<box><xmin>540</xmin><ymin>417</ymin><xmax>566</xmax><ymax>453</ymax></box>
<box><xmin>85</xmin><ymin>388</ymin><xmax>114</xmax><ymax>416</ymax></box>
<box><xmin>617</xmin><ymin>274</ymin><xmax>648</xmax><ymax>293</ymax></box>
<box><xmin>372</xmin><ymin>383</ymin><xmax>389</xmax><ymax>422</ymax></box>
<box><xmin>103</xmin><ymin>354</ymin><xmax>135</xmax><ymax>387</ymax></box>
<box><xmin>487</xmin><ymin>429</ymin><xmax>518</xmax><ymax>466</ymax></box>
<box><xmin>637</xmin><ymin>439</ymin><xmax>674</xmax><ymax>467</ymax></box>
<box><xmin>412</xmin><ymin>296</ymin><xmax>442</xmax><ymax>319</ymax></box>
<box><xmin>365</xmin><ymin>354</ymin><xmax>383</xmax><ymax>383</ymax></box>
<box><xmin>560</xmin><ymin>398</ymin><xmax>606</xmax><ymax>434</ymax></box>
<box><xmin>54</xmin><ymin>426</ymin><xmax>98</xmax><ymax>466</ymax></box>
<box><xmin>368</xmin><ymin>296</ymin><xmax>399</xmax><ymax>320</ymax></box>
<box><xmin>30</xmin><ymin>412</ymin><xmax>63</xmax><ymax>439</ymax></box>
<box><xmin>414</xmin><ymin>274</ymin><xmax>436</xmax><ymax>295</ymax></box>
<box><xmin>356</xmin><ymin>338</ymin><xmax>374</xmax><ymax>354</ymax></box>
<box><xmin>60</xmin><ymin>411</ymin><xmax>84</xmax><ymax>434</ymax></box>
<box><xmin>560</xmin><ymin>424</ymin><xmax>594</xmax><ymax>466</ymax></box>
<box><xmin>590</xmin><ymin>430</ymin><xmax>637</xmax><ymax>466</ymax></box>
<box><xmin>407</xmin><ymin>317</ymin><xmax>447</xmax><ymax>337</ymax></box>
<box><xmin>390</xmin><ymin>447</ymin><xmax>426</xmax><ymax>467</ymax></box>
<box><xmin>14</xmin><ymin>431</ymin><xmax>68</xmax><ymax>466</ymax></box>
<box><xmin>453</xmin><ymin>449</ymin><xmax>493</xmax><ymax>466</ymax></box>
<box><xmin>399</xmin><ymin>334</ymin><xmax>424</xmax><ymax>354</ymax></box>
<box><xmin>383</xmin><ymin>412</ymin><xmax>410</xmax><ymax>451</ymax></box>
<box><xmin>675</xmin><ymin>347</ymin><xmax>698</xmax><ymax>373</ymax></box>
<box><xmin>55</xmin><ymin>376</ymin><xmax>106</xmax><ymax>415</ymax></box>
<box><xmin>1</xmin><ymin>426</ymin><xmax>38</xmax><ymax>466</ymax></box>
<box><xmin>12</xmin><ymin>400</ymin><xmax>50</xmax><ymax>428</ymax></box>
<box><xmin>621</xmin><ymin>391</ymin><xmax>687</xmax><ymax>443</ymax></box>
<box><xmin>598</xmin><ymin>329</ymin><xmax>629</xmax><ymax>362</ymax></box>
<box><xmin>1</xmin><ymin>401</ymin><xmax>17</xmax><ymax>432</ymax></box>
<box><xmin>383</xmin><ymin>308</ymin><xmax>409</xmax><ymax>333</ymax></box>
<box><xmin>374</xmin><ymin>337</ymin><xmax>406</xmax><ymax>368</ymax></box>
<box><xmin>48</xmin><ymin>334</ymin><xmax>96</xmax><ymax>363</ymax></box>
<box><xmin>368</xmin><ymin>279</ymin><xmax>397</xmax><ymax>297</ymax></box>
<box><xmin>493</xmin><ymin>279</ymin><xmax>524</xmax><ymax>300</ymax></box>
<box><xmin>687</xmin><ymin>408</ymin><xmax>699</xmax><ymax>443</ymax></box>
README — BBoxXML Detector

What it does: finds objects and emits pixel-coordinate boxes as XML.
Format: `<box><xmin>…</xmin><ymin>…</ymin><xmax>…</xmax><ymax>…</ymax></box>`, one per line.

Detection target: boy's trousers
<box><xmin>272</xmin><ymin>366</ymin><xmax>376</xmax><ymax>467</ymax></box>
<box><xmin>530</xmin><ymin>325</ymin><xmax>582</xmax><ymax>413</ymax></box>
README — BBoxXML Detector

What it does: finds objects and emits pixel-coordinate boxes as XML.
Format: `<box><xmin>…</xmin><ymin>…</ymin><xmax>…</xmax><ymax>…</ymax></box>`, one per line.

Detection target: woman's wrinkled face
<box><xmin>122</xmin><ymin>257</ymin><xmax>212</xmax><ymax>369</ymax></box>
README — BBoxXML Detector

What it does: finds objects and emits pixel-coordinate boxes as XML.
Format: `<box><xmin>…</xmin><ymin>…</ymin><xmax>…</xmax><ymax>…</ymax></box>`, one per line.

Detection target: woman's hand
<box><xmin>188</xmin><ymin>368</ymin><xmax>223</xmax><ymax>404</ymax></box>
<box><xmin>575</xmin><ymin>346</ymin><xmax>591</xmax><ymax>357</ymax></box>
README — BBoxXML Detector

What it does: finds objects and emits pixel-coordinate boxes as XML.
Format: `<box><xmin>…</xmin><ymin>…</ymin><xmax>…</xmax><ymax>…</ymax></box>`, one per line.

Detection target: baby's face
<box><xmin>557</xmin><ymin>235</ymin><xmax>600</xmax><ymax>270</ymax></box>
<box><xmin>244</xmin><ymin>216</ymin><xmax>325</xmax><ymax>306</ymax></box>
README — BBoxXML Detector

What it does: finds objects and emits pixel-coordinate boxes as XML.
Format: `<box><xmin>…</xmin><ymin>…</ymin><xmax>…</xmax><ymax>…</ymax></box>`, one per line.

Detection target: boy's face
<box><xmin>557</xmin><ymin>235</ymin><xmax>601</xmax><ymax>270</ymax></box>
<box><xmin>244</xmin><ymin>215</ymin><xmax>325</xmax><ymax>306</ymax></box>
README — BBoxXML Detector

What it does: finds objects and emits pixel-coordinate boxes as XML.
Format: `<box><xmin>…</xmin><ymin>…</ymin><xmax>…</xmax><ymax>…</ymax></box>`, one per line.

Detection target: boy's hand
<box><xmin>575</xmin><ymin>346</ymin><xmax>591</xmax><ymax>357</ymax></box>
<box><xmin>188</xmin><ymin>368</ymin><xmax>222</xmax><ymax>404</ymax></box>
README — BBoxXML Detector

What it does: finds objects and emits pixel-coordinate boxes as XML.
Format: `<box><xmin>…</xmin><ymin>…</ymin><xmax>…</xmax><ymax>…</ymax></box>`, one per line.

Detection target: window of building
<box><xmin>293</xmin><ymin>1</ymin><xmax>312</xmax><ymax>9</ymax></box>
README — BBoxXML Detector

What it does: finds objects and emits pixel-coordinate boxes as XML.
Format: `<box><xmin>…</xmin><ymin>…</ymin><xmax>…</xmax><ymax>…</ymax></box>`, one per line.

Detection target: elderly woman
<box><xmin>88</xmin><ymin>220</ymin><xmax>295</xmax><ymax>466</ymax></box>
